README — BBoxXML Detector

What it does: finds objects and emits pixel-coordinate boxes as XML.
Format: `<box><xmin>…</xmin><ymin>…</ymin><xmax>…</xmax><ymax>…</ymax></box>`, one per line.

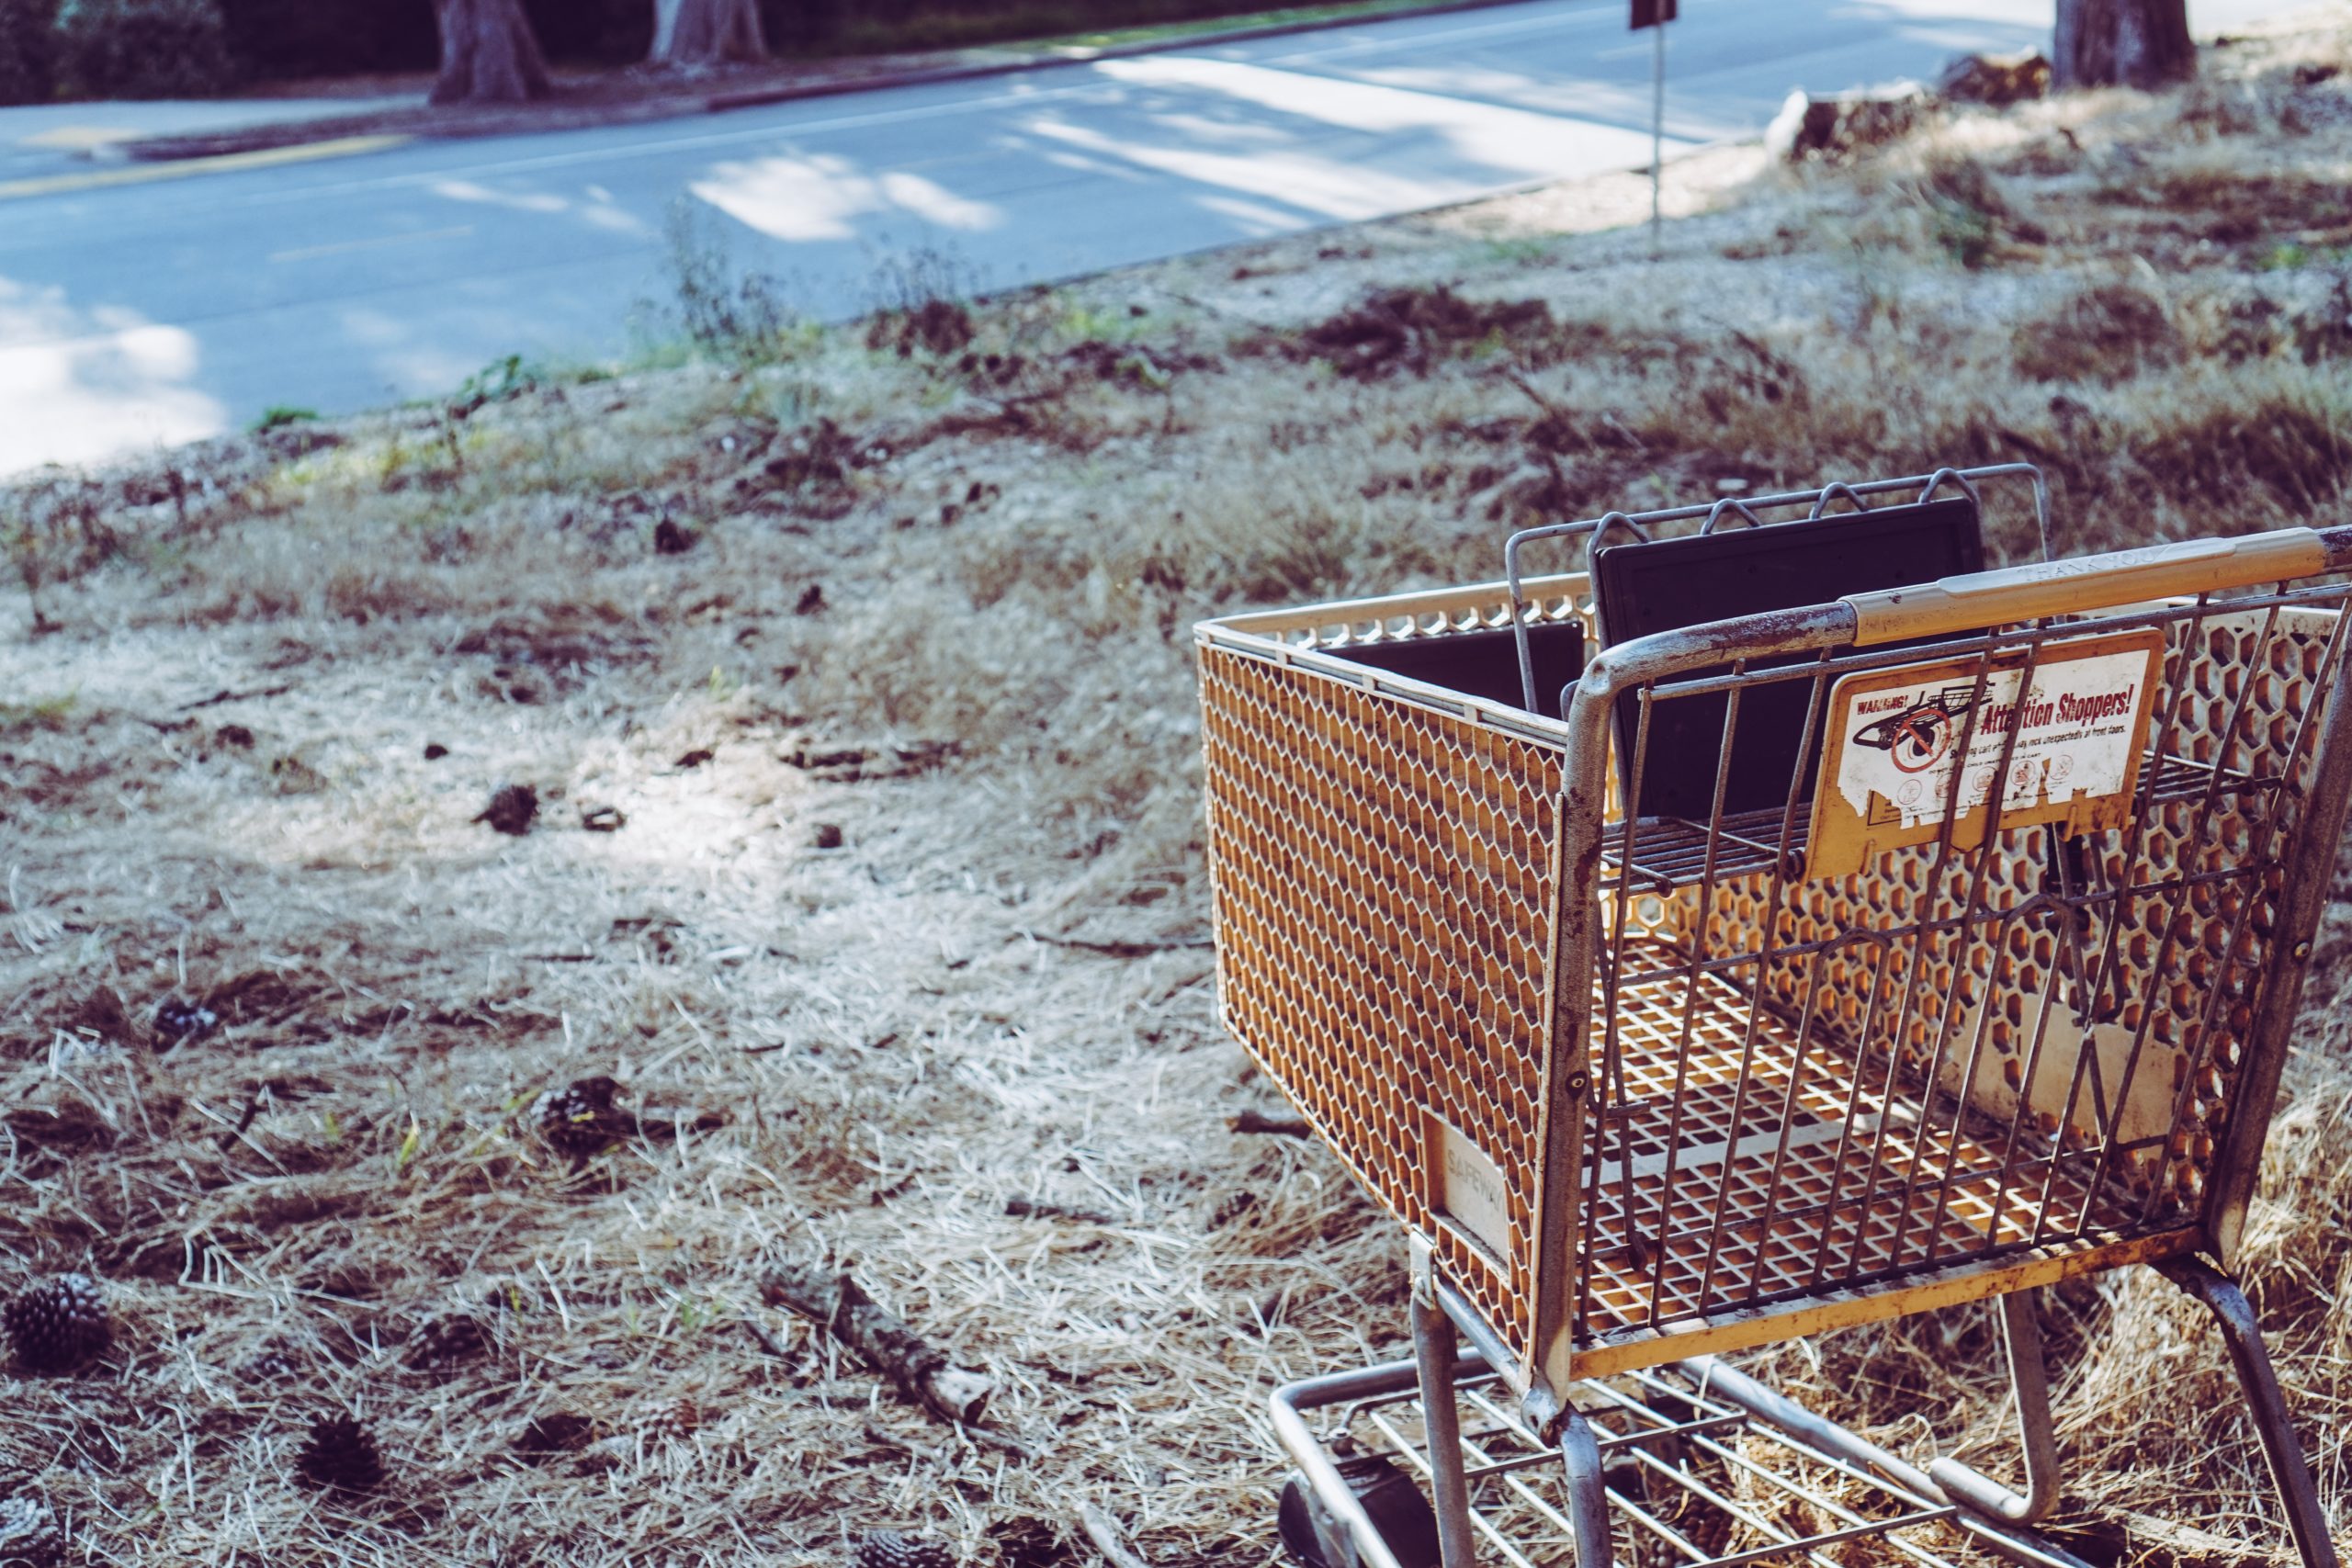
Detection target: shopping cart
<box><xmin>1195</xmin><ymin>466</ymin><xmax>2352</xmax><ymax>1568</ymax></box>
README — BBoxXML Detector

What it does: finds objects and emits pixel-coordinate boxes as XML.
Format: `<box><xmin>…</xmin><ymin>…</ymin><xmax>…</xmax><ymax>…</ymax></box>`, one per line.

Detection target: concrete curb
<box><xmin>123</xmin><ymin>0</ymin><xmax>1542</xmax><ymax>164</ymax></box>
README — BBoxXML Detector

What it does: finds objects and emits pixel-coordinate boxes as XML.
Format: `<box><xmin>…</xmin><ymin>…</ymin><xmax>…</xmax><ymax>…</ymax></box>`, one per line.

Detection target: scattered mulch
<box><xmin>1294</xmin><ymin>285</ymin><xmax>1555</xmax><ymax>378</ymax></box>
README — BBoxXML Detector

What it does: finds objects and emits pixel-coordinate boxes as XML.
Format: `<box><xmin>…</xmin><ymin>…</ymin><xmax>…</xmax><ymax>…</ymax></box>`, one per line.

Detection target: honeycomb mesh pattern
<box><xmin>1200</xmin><ymin>579</ymin><xmax>2347</xmax><ymax>1374</ymax></box>
<box><xmin>1200</xmin><ymin>644</ymin><xmax>1561</xmax><ymax>1353</ymax></box>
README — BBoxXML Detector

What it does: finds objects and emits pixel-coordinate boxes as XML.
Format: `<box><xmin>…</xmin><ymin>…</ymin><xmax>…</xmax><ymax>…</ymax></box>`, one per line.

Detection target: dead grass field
<box><xmin>6</xmin><ymin>11</ymin><xmax>2352</xmax><ymax>1565</ymax></box>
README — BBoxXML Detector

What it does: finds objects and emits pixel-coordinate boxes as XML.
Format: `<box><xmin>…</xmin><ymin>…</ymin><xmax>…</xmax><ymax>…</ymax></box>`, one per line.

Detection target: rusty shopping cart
<box><xmin>1194</xmin><ymin>466</ymin><xmax>2352</xmax><ymax>1568</ymax></box>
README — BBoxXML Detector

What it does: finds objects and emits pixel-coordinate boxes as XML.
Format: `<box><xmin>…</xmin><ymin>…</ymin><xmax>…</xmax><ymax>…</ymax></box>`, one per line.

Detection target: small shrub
<box><xmin>862</xmin><ymin>246</ymin><xmax>983</xmax><ymax>359</ymax></box>
<box><xmin>54</xmin><ymin>0</ymin><xmax>237</xmax><ymax>97</ymax></box>
<box><xmin>657</xmin><ymin>206</ymin><xmax>802</xmax><ymax>367</ymax></box>
<box><xmin>0</xmin><ymin>0</ymin><xmax>58</xmax><ymax>105</ymax></box>
<box><xmin>252</xmin><ymin>405</ymin><xmax>318</xmax><ymax>433</ymax></box>
<box><xmin>448</xmin><ymin>355</ymin><xmax>540</xmax><ymax>417</ymax></box>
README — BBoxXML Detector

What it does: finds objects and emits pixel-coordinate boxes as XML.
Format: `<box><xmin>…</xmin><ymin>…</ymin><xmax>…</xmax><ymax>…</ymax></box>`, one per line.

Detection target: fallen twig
<box><xmin>1080</xmin><ymin>1504</ymin><xmax>1153</xmax><ymax>1568</ymax></box>
<box><xmin>218</xmin><ymin>1089</ymin><xmax>262</xmax><ymax>1153</ymax></box>
<box><xmin>178</xmin><ymin>683</ymin><xmax>294</xmax><ymax>712</ymax></box>
<box><xmin>761</xmin><ymin>1262</ymin><xmax>994</xmax><ymax>1426</ymax></box>
<box><xmin>2116</xmin><ymin>1512</ymin><xmax>2268</xmax><ymax>1565</ymax></box>
<box><xmin>1029</xmin><ymin>933</ymin><xmax>1214</xmax><ymax>958</ymax></box>
<box><xmin>1006</xmin><ymin>1195</ymin><xmax>1117</xmax><ymax>1225</ymax></box>
<box><xmin>1227</xmin><ymin>1108</ymin><xmax>1312</xmax><ymax>1138</ymax></box>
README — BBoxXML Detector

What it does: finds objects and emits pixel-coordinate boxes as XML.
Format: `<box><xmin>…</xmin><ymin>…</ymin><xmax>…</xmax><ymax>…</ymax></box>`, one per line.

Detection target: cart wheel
<box><xmin>1278</xmin><ymin>1457</ymin><xmax>1442</xmax><ymax>1568</ymax></box>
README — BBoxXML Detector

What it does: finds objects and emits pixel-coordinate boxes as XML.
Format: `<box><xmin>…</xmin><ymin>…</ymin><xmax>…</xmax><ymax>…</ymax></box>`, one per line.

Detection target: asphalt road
<box><xmin>0</xmin><ymin>0</ymin><xmax>2299</xmax><ymax>474</ymax></box>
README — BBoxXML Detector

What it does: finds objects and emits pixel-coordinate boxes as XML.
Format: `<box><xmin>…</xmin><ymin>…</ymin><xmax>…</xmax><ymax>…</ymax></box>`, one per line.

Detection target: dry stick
<box><xmin>1079</xmin><ymin>1504</ymin><xmax>1153</xmax><ymax>1568</ymax></box>
<box><xmin>1005</xmin><ymin>1196</ymin><xmax>1116</xmax><ymax>1225</ymax></box>
<box><xmin>216</xmin><ymin>1088</ymin><xmax>262</xmax><ymax>1153</ymax></box>
<box><xmin>1227</xmin><ymin>1108</ymin><xmax>1312</xmax><ymax>1138</ymax></box>
<box><xmin>1029</xmin><ymin>934</ymin><xmax>1214</xmax><ymax>958</ymax></box>
<box><xmin>2117</xmin><ymin>1513</ymin><xmax>2268</xmax><ymax>1565</ymax></box>
<box><xmin>760</xmin><ymin>1263</ymin><xmax>995</xmax><ymax>1427</ymax></box>
<box><xmin>178</xmin><ymin>683</ymin><xmax>294</xmax><ymax>711</ymax></box>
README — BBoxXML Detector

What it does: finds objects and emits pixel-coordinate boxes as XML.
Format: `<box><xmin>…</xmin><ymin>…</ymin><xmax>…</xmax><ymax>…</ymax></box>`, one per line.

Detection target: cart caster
<box><xmin>1278</xmin><ymin>1455</ymin><xmax>1442</xmax><ymax>1568</ymax></box>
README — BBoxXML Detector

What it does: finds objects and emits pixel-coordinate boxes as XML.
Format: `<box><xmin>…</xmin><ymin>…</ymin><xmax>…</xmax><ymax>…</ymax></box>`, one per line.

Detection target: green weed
<box><xmin>0</xmin><ymin>689</ymin><xmax>77</xmax><ymax>732</ymax></box>
<box><xmin>655</xmin><ymin>203</ymin><xmax>804</xmax><ymax>367</ymax></box>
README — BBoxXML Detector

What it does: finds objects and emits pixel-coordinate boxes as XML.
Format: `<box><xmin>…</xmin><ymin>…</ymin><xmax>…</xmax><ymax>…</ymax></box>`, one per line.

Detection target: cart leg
<box><xmin>1557</xmin><ymin>1408</ymin><xmax>1615</xmax><ymax>1568</ymax></box>
<box><xmin>1928</xmin><ymin>1289</ymin><xmax>2061</xmax><ymax>1524</ymax></box>
<box><xmin>2161</xmin><ymin>1259</ymin><xmax>2340</xmax><ymax>1568</ymax></box>
<box><xmin>1409</xmin><ymin>1292</ymin><xmax>1477</xmax><ymax>1568</ymax></box>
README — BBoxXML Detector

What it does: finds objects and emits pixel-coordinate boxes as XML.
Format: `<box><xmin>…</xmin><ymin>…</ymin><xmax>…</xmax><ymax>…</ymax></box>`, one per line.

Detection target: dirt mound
<box><xmin>1295</xmin><ymin>285</ymin><xmax>1555</xmax><ymax>378</ymax></box>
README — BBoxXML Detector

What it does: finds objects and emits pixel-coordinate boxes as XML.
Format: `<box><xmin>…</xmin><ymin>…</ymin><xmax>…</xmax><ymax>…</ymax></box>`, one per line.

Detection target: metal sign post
<box><xmin>1631</xmin><ymin>0</ymin><xmax>1673</xmax><ymax>259</ymax></box>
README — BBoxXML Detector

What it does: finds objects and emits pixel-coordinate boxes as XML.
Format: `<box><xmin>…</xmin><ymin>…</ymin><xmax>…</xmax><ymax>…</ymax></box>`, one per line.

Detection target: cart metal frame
<box><xmin>1197</xmin><ymin>466</ymin><xmax>2352</xmax><ymax>1567</ymax></box>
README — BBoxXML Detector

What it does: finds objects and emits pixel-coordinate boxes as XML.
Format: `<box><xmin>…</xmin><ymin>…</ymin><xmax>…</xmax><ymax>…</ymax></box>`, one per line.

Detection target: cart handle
<box><xmin>1844</xmin><ymin>526</ymin><xmax>2346</xmax><ymax>646</ymax></box>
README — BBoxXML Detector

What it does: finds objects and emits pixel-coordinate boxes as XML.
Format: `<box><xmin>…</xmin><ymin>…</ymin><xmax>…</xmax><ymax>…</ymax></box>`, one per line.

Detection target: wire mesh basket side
<box><xmin>1571</xmin><ymin>598</ymin><xmax>2349</xmax><ymax>1349</ymax></box>
<box><xmin>1200</xmin><ymin>642</ymin><xmax>1564</xmax><ymax>1361</ymax></box>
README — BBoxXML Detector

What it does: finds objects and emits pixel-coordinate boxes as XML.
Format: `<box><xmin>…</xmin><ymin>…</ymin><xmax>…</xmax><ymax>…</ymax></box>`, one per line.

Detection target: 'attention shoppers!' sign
<box><xmin>1806</xmin><ymin>629</ymin><xmax>2164</xmax><ymax>877</ymax></box>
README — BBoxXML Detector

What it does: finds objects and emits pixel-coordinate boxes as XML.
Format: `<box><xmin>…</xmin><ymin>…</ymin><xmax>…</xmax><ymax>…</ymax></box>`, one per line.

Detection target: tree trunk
<box><xmin>2052</xmin><ymin>0</ymin><xmax>2193</xmax><ymax>90</ymax></box>
<box><xmin>432</xmin><ymin>0</ymin><xmax>551</xmax><ymax>105</ymax></box>
<box><xmin>655</xmin><ymin>0</ymin><xmax>768</xmax><ymax>65</ymax></box>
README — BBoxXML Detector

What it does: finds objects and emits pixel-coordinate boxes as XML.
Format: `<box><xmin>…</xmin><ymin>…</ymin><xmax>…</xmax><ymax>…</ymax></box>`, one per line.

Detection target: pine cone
<box><xmin>533</xmin><ymin>1077</ymin><xmax>632</xmax><ymax>1156</ymax></box>
<box><xmin>988</xmin><ymin>1517</ymin><xmax>1069</xmax><ymax>1568</ymax></box>
<box><xmin>474</xmin><ymin>784</ymin><xmax>538</xmax><ymax>836</ymax></box>
<box><xmin>855</xmin><ymin>1530</ymin><xmax>956</xmax><ymax>1568</ymax></box>
<box><xmin>0</xmin><ymin>1493</ymin><xmax>63</xmax><ymax>1568</ymax></box>
<box><xmin>295</xmin><ymin>1415</ymin><xmax>384</xmax><ymax>1493</ymax></box>
<box><xmin>4</xmin><ymin>1274</ymin><xmax>111</xmax><ymax>1374</ymax></box>
<box><xmin>514</xmin><ymin>1412</ymin><xmax>596</xmax><ymax>1460</ymax></box>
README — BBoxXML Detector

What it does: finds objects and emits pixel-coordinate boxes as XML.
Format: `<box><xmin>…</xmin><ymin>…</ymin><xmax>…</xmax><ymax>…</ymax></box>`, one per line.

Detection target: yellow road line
<box><xmin>0</xmin><ymin>134</ymin><xmax>412</xmax><ymax>202</ymax></box>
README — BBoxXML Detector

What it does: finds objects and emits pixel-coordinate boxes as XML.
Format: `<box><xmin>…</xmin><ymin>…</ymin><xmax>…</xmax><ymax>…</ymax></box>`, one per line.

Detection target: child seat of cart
<box><xmin>1590</xmin><ymin>496</ymin><xmax>1985</xmax><ymax>821</ymax></box>
<box><xmin>1332</xmin><ymin>620</ymin><xmax>1588</xmax><ymax>714</ymax></box>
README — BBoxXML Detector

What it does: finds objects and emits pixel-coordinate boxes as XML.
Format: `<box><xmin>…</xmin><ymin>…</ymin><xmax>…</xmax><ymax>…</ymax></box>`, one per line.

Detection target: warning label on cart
<box><xmin>1806</xmin><ymin>629</ymin><xmax>2163</xmax><ymax>879</ymax></box>
<box><xmin>1429</xmin><ymin>1115</ymin><xmax>1515</xmax><ymax>1267</ymax></box>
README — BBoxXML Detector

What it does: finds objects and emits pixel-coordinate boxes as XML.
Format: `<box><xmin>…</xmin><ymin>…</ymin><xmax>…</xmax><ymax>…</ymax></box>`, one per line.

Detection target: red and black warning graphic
<box><xmin>1850</xmin><ymin>683</ymin><xmax>1982</xmax><ymax>773</ymax></box>
<box><xmin>1806</xmin><ymin>630</ymin><xmax>2163</xmax><ymax>879</ymax></box>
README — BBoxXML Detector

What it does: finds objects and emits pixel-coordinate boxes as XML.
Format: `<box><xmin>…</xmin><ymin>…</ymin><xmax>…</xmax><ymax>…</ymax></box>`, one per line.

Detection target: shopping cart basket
<box><xmin>1195</xmin><ymin>465</ymin><xmax>2352</xmax><ymax>1568</ymax></box>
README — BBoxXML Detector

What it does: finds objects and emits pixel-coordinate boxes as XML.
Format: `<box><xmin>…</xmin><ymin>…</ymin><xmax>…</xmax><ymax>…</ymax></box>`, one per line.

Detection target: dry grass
<box><xmin>6</xmin><ymin>10</ymin><xmax>2352</xmax><ymax>1565</ymax></box>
